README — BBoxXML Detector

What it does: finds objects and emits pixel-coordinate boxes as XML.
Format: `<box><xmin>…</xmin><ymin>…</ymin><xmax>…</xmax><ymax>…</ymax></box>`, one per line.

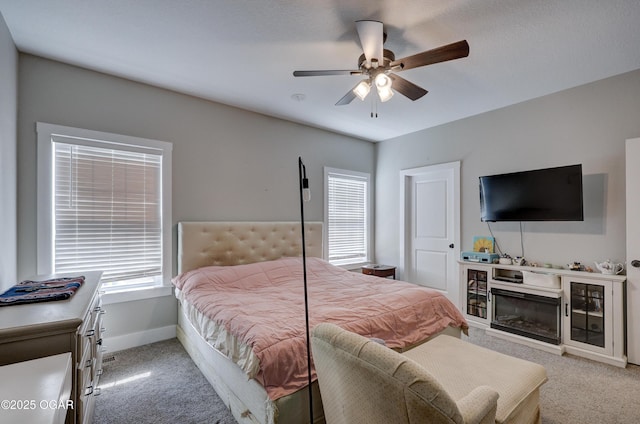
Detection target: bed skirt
<box><xmin>177</xmin><ymin>302</ymin><xmax>326</xmax><ymax>424</ymax></box>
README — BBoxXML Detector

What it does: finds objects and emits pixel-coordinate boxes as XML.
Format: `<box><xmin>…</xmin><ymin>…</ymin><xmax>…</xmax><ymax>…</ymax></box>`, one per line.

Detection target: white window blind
<box><xmin>326</xmin><ymin>169</ymin><xmax>370</xmax><ymax>265</ymax></box>
<box><xmin>52</xmin><ymin>141</ymin><xmax>163</xmax><ymax>287</ymax></box>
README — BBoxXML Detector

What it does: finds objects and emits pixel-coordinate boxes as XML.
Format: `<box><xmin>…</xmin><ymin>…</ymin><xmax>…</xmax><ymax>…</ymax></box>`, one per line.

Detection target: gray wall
<box><xmin>17</xmin><ymin>54</ymin><xmax>375</xmax><ymax>340</ymax></box>
<box><xmin>0</xmin><ymin>12</ymin><xmax>17</xmax><ymax>291</ymax></box>
<box><xmin>16</xmin><ymin>50</ymin><xmax>640</xmax><ymax>342</ymax></box>
<box><xmin>376</xmin><ymin>69</ymin><xmax>640</xmax><ymax>273</ymax></box>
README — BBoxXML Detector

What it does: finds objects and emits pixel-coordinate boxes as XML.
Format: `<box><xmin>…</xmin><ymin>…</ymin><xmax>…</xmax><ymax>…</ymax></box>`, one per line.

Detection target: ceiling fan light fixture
<box><xmin>374</xmin><ymin>73</ymin><xmax>394</xmax><ymax>102</ymax></box>
<box><xmin>377</xmin><ymin>86</ymin><xmax>394</xmax><ymax>102</ymax></box>
<box><xmin>374</xmin><ymin>73</ymin><xmax>392</xmax><ymax>90</ymax></box>
<box><xmin>353</xmin><ymin>80</ymin><xmax>371</xmax><ymax>101</ymax></box>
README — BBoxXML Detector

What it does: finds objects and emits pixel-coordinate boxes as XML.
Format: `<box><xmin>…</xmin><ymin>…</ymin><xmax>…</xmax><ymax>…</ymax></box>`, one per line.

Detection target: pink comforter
<box><xmin>172</xmin><ymin>257</ymin><xmax>467</xmax><ymax>400</ymax></box>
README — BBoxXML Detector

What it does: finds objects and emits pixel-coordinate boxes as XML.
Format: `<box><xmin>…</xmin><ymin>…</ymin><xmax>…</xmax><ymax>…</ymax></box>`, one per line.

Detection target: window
<box><xmin>324</xmin><ymin>167</ymin><xmax>371</xmax><ymax>266</ymax></box>
<box><xmin>37</xmin><ymin>123</ymin><xmax>172</xmax><ymax>294</ymax></box>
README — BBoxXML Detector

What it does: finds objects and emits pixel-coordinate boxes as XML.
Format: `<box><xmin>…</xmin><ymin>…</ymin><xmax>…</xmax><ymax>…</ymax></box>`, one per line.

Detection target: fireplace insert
<box><xmin>491</xmin><ymin>288</ymin><xmax>561</xmax><ymax>345</ymax></box>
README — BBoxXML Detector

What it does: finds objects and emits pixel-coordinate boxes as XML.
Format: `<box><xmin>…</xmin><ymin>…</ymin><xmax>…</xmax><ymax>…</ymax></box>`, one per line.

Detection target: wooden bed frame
<box><xmin>174</xmin><ymin>221</ymin><xmax>461</xmax><ymax>424</ymax></box>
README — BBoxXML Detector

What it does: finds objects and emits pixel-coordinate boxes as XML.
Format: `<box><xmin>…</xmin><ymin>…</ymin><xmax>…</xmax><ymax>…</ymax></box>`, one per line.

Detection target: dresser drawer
<box><xmin>77</xmin><ymin>291</ymin><xmax>105</xmax><ymax>424</ymax></box>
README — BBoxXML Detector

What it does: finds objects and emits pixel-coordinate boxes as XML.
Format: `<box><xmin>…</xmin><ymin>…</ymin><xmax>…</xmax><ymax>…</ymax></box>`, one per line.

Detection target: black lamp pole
<box><xmin>298</xmin><ymin>156</ymin><xmax>313</xmax><ymax>423</ymax></box>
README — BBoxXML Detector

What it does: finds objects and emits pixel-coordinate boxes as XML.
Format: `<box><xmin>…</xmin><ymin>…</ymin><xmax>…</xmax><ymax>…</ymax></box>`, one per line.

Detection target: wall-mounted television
<box><xmin>479</xmin><ymin>164</ymin><xmax>584</xmax><ymax>222</ymax></box>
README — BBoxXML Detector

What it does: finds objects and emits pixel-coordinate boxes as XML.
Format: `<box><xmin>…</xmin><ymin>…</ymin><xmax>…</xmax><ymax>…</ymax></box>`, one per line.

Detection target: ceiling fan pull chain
<box><xmin>370</xmin><ymin>93</ymin><xmax>374</xmax><ymax>118</ymax></box>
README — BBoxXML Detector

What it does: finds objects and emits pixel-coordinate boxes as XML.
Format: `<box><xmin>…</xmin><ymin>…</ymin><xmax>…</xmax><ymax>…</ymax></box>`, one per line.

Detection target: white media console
<box><xmin>460</xmin><ymin>261</ymin><xmax>627</xmax><ymax>367</ymax></box>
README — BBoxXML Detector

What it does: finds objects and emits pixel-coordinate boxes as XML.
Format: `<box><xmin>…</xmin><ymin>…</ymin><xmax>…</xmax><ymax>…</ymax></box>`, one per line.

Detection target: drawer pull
<box><xmin>97</xmin><ymin>338</ymin><xmax>103</xmax><ymax>346</ymax></box>
<box><xmin>97</xmin><ymin>369</ymin><xmax>103</xmax><ymax>376</ymax></box>
<box><xmin>85</xmin><ymin>359</ymin><xmax>92</xmax><ymax>368</ymax></box>
<box><xmin>94</xmin><ymin>306</ymin><xmax>101</xmax><ymax>312</ymax></box>
<box><xmin>94</xmin><ymin>387</ymin><xmax>102</xmax><ymax>397</ymax></box>
<box><xmin>100</xmin><ymin>327</ymin><xmax>106</xmax><ymax>333</ymax></box>
<box><xmin>85</xmin><ymin>385</ymin><xmax>94</xmax><ymax>396</ymax></box>
<box><xmin>86</xmin><ymin>329</ymin><xmax>95</xmax><ymax>337</ymax></box>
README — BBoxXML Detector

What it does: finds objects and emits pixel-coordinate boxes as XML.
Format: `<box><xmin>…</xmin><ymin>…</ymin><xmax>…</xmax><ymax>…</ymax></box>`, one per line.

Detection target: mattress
<box><xmin>172</xmin><ymin>256</ymin><xmax>468</xmax><ymax>400</ymax></box>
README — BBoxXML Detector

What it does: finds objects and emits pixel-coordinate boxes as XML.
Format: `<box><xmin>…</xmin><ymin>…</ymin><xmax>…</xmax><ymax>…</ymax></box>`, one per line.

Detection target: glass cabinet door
<box><xmin>569</xmin><ymin>282</ymin><xmax>605</xmax><ymax>348</ymax></box>
<box><xmin>467</xmin><ymin>269</ymin><xmax>488</xmax><ymax>319</ymax></box>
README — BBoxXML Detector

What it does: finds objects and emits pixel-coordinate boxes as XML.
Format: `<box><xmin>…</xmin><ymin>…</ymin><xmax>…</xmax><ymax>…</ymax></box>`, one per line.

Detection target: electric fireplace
<box><xmin>491</xmin><ymin>288</ymin><xmax>562</xmax><ymax>345</ymax></box>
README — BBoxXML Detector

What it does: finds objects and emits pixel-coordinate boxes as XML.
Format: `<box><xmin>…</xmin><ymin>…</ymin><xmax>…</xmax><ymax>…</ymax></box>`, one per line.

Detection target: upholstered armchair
<box><xmin>311</xmin><ymin>323</ymin><xmax>499</xmax><ymax>424</ymax></box>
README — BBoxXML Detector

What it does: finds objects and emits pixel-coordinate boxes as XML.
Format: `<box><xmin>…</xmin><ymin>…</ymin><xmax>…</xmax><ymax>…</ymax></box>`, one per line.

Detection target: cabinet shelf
<box><xmin>464</xmin><ymin>266</ymin><xmax>490</xmax><ymax>322</ymax></box>
<box><xmin>571</xmin><ymin>309</ymin><xmax>604</xmax><ymax>318</ymax></box>
<box><xmin>572</xmin><ymin>326</ymin><xmax>603</xmax><ymax>334</ymax></box>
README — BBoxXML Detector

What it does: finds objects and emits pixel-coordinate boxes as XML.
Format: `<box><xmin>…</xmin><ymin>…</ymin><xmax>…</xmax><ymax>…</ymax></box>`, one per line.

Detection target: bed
<box><xmin>173</xmin><ymin>221</ymin><xmax>468</xmax><ymax>424</ymax></box>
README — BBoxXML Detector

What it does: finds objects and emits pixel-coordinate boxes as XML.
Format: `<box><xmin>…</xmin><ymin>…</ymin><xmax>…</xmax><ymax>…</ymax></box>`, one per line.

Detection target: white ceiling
<box><xmin>1</xmin><ymin>0</ymin><xmax>640</xmax><ymax>142</ymax></box>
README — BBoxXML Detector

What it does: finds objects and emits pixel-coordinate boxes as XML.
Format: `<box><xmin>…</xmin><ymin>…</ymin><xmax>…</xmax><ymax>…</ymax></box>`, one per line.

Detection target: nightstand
<box><xmin>361</xmin><ymin>264</ymin><xmax>396</xmax><ymax>279</ymax></box>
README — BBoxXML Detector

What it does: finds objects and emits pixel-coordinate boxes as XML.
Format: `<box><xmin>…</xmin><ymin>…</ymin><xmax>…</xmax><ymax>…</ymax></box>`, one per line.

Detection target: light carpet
<box><xmin>94</xmin><ymin>338</ymin><xmax>235</xmax><ymax>424</ymax></box>
<box><xmin>463</xmin><ymin>327</ymin><xmax>640</xmax><ymax>423</ymax></box>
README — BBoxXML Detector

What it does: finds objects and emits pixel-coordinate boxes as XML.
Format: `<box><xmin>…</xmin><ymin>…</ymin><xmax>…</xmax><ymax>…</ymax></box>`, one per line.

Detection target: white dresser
<box><xmin>0</xmin><ymin>271</ymin><xmax>104</xmax><ymax>424</ymax></box>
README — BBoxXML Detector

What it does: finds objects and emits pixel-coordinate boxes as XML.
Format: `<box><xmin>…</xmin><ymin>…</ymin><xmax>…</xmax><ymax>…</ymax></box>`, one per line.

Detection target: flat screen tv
<box><xmin>479</xmin><ymin>164</ymin><xmax>584</xmax><ymax>222</ymax></box>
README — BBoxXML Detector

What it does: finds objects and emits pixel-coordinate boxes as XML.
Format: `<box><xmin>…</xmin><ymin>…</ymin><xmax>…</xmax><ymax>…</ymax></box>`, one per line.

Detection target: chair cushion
<box><xmin>402</xmin><ymin>335</ymin><xmax>547</xmax><ymax>424</ymax></box>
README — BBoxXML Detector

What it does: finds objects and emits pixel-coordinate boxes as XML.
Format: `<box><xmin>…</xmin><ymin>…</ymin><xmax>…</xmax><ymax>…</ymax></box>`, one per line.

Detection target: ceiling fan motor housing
<box><xmin>358</xmin><ymin>49</ymin><xmax>396</xmax><ymax>72</ymax></box>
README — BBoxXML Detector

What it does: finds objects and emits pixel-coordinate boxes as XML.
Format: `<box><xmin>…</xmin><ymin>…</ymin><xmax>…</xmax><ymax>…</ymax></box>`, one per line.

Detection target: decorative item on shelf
<box><xmin>567</xmin><ymin>261</ymin><xmax>584</xmax><ymax>271</ymax></box>
<box><xmin>594</xmin><ymin>259</ymin><xmax>624</xmax><ymax>275</ymax></box>
<box><xmin>460</xmin><ymin>251</ymin><xmax>500</xmax><ymax>263</ymax></box>
<box><xmin>498</xmin><ymin>254</ymin><xmax>512</xmax><ymax>265</ymax></box>
<box><xmin>513</xmin><ymin>256</ymin><xmax>526</xmax><ymax>266</ymax></box>
<box><xmin>472</xmin><ymin>236</ymin><xmax>495</xmax><ymax>253</ymax></box>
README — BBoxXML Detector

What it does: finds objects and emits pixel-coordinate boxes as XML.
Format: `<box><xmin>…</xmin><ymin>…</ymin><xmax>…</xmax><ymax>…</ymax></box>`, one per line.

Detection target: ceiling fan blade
<box><xmin>391</xmin><ymin>40</ymin><xmax>469</xmax><ymax>71</ymax></box>
<box><xmin>356</xmin><ymin>20</ymin><xmax>384</xmax><ymax>68</ymax></box>
<box><xmin>335</xmin><ymin>88</ymin><xmax>357</xmax><ymax>106</ymax></box>
<box><xmin>388</xmin><ymin>74</ymin><xmax>428</xmax><ymax>101</ymax></box>
<box><xmin>294</xmin><ymin>70</ymin><xmax>362</xmax><ymax>77</ymax></box>
<box><xmin>336</xmin><ymin>90</ymin><xmax>356</xmax><ymax>106</ymax></box>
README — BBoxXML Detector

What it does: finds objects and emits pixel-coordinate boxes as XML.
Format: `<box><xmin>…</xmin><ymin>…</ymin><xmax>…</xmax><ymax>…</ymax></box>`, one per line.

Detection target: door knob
<box><xmin>632</xmin><ymin>260</ymin><xmax>640</xmax><ymax>268</ymax></box>
<box><xmin>449</xmin><ymin>243</ymin><xmax>454</xmax><ymax>249</ymax></box>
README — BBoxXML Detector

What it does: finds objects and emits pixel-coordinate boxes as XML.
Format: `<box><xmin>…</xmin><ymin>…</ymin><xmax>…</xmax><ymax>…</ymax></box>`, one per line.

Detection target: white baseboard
<box><xmin>104</xmin><ymin>325</ymin><xmax>177</xmax><ymax>353</ymax></box>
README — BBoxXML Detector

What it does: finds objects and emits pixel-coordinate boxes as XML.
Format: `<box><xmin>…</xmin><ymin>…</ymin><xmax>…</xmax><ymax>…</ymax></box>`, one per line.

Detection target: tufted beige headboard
<box><xmin>177</xmin><ymin>221</ymin><xmax>323</xmax><ymax>274</ymax></box>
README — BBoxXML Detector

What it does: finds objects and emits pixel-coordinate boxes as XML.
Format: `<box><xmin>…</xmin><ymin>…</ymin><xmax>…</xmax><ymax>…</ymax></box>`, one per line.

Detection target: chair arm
<box><xmin>456</xmin><ymin>386</ymin><xmax>499</xmax><ymax>424</ymax></box>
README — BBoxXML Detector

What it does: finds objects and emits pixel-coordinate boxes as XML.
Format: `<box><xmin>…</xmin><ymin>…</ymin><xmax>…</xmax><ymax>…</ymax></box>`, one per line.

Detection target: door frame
<box><xmin>399</xmin><ymin>161</ymin><xmax>460</xmax><ymax>301</ymax></box>
<box><xmin>626</xmin><ymin>137</ymin><xmax>640</xmax><ymax>364</ymax></box>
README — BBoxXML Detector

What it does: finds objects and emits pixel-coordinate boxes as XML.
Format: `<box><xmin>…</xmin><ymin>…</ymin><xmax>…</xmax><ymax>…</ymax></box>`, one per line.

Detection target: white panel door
<box><xmin>400</xmin><ymin>162</ymin><xmax>460</xmax><ymax>307</ymax></box>
<box><xmin>626</xmin><ymin>137</ymin><xmax>640</xmax><ymax>365</ymax></box>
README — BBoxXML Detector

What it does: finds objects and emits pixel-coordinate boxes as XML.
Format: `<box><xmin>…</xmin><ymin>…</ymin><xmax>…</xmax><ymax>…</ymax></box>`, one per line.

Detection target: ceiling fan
<box><xmin>293</xmin><ymin>20</ymin><xmax>469</xmax><ymax>106</ymax></box>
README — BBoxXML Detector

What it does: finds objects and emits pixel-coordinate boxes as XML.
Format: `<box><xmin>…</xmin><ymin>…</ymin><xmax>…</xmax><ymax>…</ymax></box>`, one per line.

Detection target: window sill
<box><xmin>336</xmin><ymin>261</ymin><xmax>370</xmax><ymax>272</ymax></box>
<box><xmin>101</xmin><ymin>285</ymin><xmax>173</xmax><ymax>305</ymax></box>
